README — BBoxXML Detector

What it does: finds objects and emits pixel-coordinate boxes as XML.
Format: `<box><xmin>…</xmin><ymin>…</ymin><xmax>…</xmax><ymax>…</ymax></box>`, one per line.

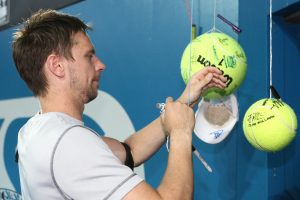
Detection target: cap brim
<box><xmin>194</xmin><ymin>94</ymin><xmax>239</xmax><ymax>144</ymax></box>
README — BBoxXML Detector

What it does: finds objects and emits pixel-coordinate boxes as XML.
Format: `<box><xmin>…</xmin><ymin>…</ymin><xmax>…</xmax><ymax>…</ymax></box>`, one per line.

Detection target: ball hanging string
<box><xmin>184</xmin><ymin>0</ymin><xmax>194</xmax><ymax>106</ymax></box>
<box><xmin>185</xmin><ymin>0</ymin><xmax>193</xmax><ymax>25</ymax></box>
<box><xmin>183</xmin><ymin>0</ymin><xmax>213</xmax><ymax>173</ymax></box>
<box><xmin>207</xmin><ymin>0</ymin><xmax>222</xmax><ymax>34</ymax></box>
<box><xmin>249</xmin><ymin>0</ymin><xmax>274</xmax><ymax>153</ymax></box>
<box><xmin>212</xmin><ymin>0</ymin><xmax>217</xmax><ymax>32</ymax></box>
<box><xmin>269</xmin><ymin>0</ymin><xmax>273</xmax><ymax>98</ymax></box>
<box><xmin>188</xmin><ymin>0</ymin><xmax>194</xmax><ymax>106</ymax></box>
<box><xmin>243</xmin><ymin>0</ymin><xmax>298</xmax><ymax>157</ymax></box>
<box><xmin>164</xmin><ymin>0</ymin><xmax>195</xmax><ymax>152</ymax></box>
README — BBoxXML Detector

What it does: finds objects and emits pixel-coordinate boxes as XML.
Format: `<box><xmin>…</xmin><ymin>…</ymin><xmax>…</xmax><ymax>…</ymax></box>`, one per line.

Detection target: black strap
<box><xmin>15</xmin><ymin>149</ymin><xmax>19</xmax><ymax>163</ymax></box>
<box><xmin>121</xmin><ymin>142</ymin><xmax>134</xmax><ymax>170</ymax></box>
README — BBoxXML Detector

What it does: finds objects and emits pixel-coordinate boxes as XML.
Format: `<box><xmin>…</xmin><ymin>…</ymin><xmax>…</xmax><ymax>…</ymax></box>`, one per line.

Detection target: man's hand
<box><xmin>178</xmin><ymin>67</ymin><xmax>227</xmax><ymax>107</ymax></box>
<box><xmin>161</xmin><ymin>97</ymin><xmax>195</xmax><ymax>138</ymax></box>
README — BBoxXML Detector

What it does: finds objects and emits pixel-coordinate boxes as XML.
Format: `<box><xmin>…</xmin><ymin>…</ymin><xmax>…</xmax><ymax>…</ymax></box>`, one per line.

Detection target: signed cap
<box><xmin>194</xmin><ymin>94</ymin><xmax>239</xmax><ymax>144</ymax></box>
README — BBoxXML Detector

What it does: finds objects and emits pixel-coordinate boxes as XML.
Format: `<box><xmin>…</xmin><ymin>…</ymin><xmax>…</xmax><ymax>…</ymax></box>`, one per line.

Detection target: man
<box><xmin>12</xmin><ymin>9</ymin><xmax>227</xmax><ymax>199</ymax></box>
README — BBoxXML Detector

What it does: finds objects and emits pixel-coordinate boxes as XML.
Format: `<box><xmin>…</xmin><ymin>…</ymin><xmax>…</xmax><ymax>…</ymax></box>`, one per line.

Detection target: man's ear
<box><xmin>45</xmin><ymin>54</ymin><xmax>65</xmax><ymax>78</ymax></box>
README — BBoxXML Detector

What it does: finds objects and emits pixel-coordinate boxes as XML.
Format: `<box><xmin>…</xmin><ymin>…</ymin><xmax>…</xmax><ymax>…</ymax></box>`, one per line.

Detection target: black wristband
<box><xmin>121</xmin><ymin>142</ymin><xmax>134</xmax><ymax>170</ymax></box>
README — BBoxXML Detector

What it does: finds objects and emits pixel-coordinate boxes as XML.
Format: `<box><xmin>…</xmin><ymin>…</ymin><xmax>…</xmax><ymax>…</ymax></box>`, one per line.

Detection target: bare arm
<box><xmin>124</xmin><ymin>117</ymin><xmax>165</xmax><ymax>166</ymax></box>
<box><xmin>102</xmin><ymin>100</ymin><xmax>194</xmax><ymax>200</ymax></box>
<box><xmin>101</xmin><ymin>117</ymin><xmax>165</xmax><ymax>167</ymax></box>
<box><xmin>124</xmin><ymin>98</ymin><xmax>194</xmax><ymax>200</ymax></box>
<box><xmin>102</xmin><ymin>67</ymin><xmax>227</xmax><ymax>199</ymax></box>
<box><xmin>125</xmin><ymin>67</ymin><xmax>227</xmax><ymax>166</ymax></box>
<box><xmin>103</xmin><ymin>67</ymin><xmax>226</xmax><ymax>166</ymax></box>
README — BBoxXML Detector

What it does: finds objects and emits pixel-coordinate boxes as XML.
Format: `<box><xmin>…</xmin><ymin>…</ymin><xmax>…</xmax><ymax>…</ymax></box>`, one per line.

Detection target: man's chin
<box><xmin>86</xmin><ymin>90</ymin><xmax>98</xmax><ymax>104</ymax></box>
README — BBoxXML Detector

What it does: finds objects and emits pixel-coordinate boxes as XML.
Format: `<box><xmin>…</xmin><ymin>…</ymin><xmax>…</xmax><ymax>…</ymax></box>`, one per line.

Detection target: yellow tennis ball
<box><xmin>243</xmin><ymin>98</ymin><xmax>298</xmax><ymax>152</ymax></box>
<box><xmin>180</xmin><ymin>32</ymin><xmax>247</xmax><ymax>99</ymax></box>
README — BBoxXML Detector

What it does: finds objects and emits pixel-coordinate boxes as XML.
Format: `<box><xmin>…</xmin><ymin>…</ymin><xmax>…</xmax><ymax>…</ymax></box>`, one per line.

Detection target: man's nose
<box><xmin>95</xmin><ymin>56</ymin><xmax>105</xmax><ymax>71</ymax></box>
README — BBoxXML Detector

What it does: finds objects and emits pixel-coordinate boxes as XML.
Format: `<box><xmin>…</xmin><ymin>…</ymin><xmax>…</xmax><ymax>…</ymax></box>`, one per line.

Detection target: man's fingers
<box><xmin>212</xmin><ymin>72</ymin><xmax>227</xmax><ymax>82</ymax></box>
<box><xmin>192</xmin><ymin>68</ymin><xmax>226</xmax><ymax>84</ymax></box>
<box><xmin>201</xmin><ymin>66</ymin><xmax>224</xmax><ymax>76</ymax></box>
<box><xmin>194</xmin><ymin>73</ymin><xmax>213</xmax><ymax>91</ymax></box>
<box><xmin>212</xmin><ymin>77</ymin><xmax>227</xmax><ymax>88</ymax></box>
<box><xmin>205</xmin><ymin>73</ymin><xmax>214</xmax><ymax>82</ymax></box>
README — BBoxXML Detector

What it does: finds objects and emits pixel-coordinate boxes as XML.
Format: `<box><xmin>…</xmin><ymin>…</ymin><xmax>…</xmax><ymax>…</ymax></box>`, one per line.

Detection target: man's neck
<box><xmin>38</xmin><ymin>94</ymin><xmax>84</xmax><ymax>121</ymax></box>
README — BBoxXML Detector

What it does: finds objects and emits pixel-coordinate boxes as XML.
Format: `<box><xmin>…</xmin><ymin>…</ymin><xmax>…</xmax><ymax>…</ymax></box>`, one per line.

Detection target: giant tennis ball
<box><xmin>181</xmin><ymin>32</ymin><xmax>247</xmax><ymax>99</ymax></box>
<box><xmin>243</xmin><ymin>98</ymin><xmax>298</xmax><ymax>152</ymax></box>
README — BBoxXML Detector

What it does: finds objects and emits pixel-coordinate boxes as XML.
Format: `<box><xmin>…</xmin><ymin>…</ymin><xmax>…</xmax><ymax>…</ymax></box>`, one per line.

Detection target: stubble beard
<box><xmin>70</xmin><ymin>71</ymin><xmax>98</xmax><ymax>104</ymax></box>
<box><xmin>86</xmin><ymin>86</ymin><xmax>98</xmax><ymax>103</ymax></box>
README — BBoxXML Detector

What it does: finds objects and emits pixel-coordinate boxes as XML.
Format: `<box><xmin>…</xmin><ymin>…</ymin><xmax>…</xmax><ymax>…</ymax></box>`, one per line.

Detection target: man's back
<box><xmin>18</xmin><ymin>112</ymin><xmax>84</xmax><ymax>199</ymax></box>
<box><xmin>18</xmin><ymin>112</ymin><xmax>142</xmax><ymax>200</ymax></box>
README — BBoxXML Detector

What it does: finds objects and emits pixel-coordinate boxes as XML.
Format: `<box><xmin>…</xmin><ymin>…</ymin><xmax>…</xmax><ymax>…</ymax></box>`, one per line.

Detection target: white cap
<box><xmin>194</xmin><ymin>94</ymin><xmax>239</xmax><ymax>144</ymax></box>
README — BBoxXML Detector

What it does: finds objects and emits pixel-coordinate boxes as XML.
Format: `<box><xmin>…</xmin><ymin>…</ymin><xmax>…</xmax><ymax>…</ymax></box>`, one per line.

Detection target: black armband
<box><xmin>15</xmin><ymin>149</ymin><xmax>19</xmax><ymax>163</ymax></box>
<box><xmin>121</xmin><ymin>142</ymin><xmax>134</xmax><ymax>170</ymax></box>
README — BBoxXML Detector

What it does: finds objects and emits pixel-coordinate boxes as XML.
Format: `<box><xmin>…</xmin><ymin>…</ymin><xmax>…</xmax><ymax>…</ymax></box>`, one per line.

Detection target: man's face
<box><xmin>67</xmin><ymin>31</ymin><xmax>105</xmax><ymax>104</ymax></box>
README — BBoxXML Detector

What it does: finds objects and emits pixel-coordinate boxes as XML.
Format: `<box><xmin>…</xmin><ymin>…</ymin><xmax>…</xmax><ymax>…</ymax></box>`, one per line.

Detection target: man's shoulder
<box><xmin>22</xmin><ymin>112</ymin><xmax>82</xmax><ymax>131</ymax></box>
<box><xmin>18</xmin><ymin>112</ymin><xmax>86</xmax><ymax>150</ymax></box>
